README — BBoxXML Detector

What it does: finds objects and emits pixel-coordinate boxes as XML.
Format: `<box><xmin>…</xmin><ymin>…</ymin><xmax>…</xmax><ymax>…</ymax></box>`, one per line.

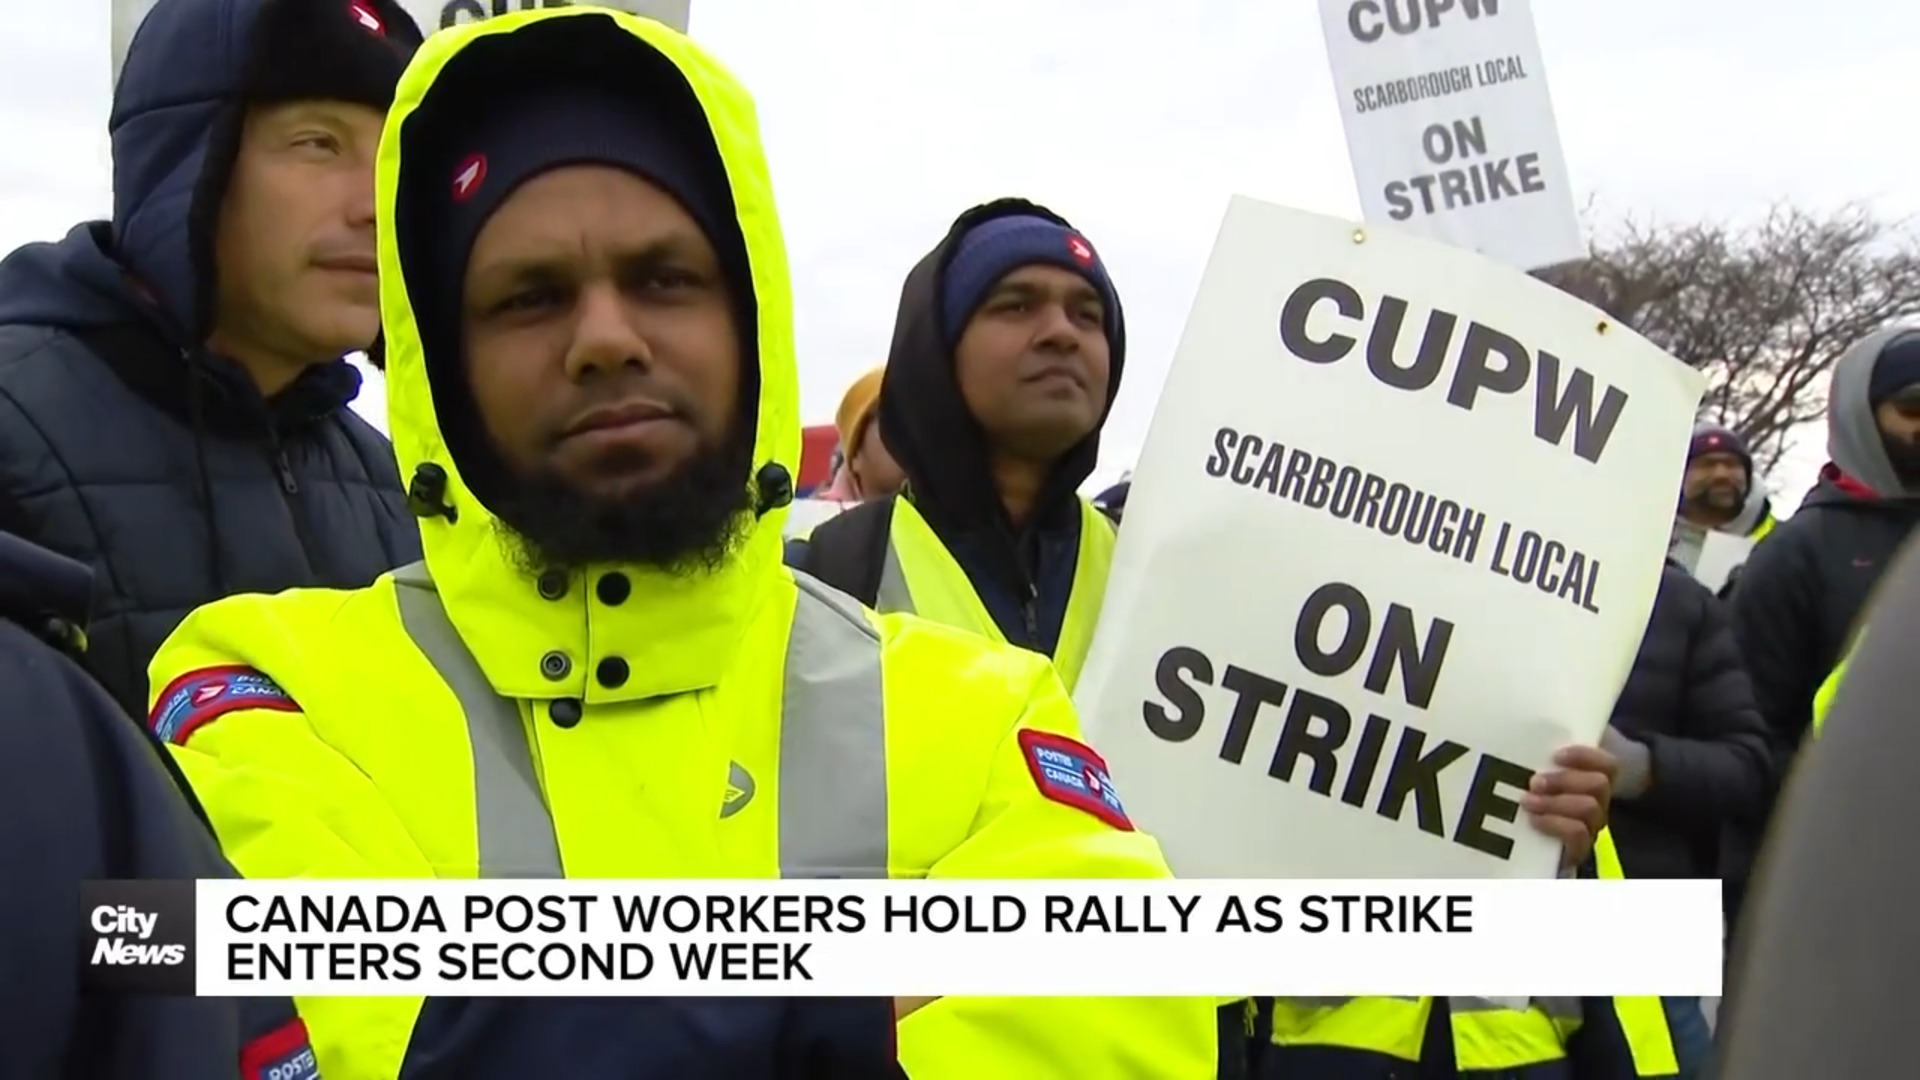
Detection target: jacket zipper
<box><xmin>264</xmin><ymin>427</ymin><xmax>321</xmax><ymax>574</ymax></box>
<box><xmin>1020</xmin><ymin>579</ymin><xmax>1041</xmax><ymax>645</ymax></box>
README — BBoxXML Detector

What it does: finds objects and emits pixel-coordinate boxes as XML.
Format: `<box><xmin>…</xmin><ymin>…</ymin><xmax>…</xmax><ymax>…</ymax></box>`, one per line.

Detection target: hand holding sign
<box><xmin>1075</xmin><ymin>198</ymin><xmax>1703</xmax><ymax>882</ymax></box>
<box><xmin>1525</xmin><ymin>745</ymin><xmax>1617</xmax><ymax>870</ymax></box>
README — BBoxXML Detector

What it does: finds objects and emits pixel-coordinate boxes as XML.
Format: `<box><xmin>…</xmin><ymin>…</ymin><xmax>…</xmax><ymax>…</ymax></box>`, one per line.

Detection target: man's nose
<box><xmin>344</xmin><ymin>165</ymin><xmax>377</xmax><ymax>229</ymax></box>
<box><xmin>563</xmin><ymin>284</ymin><xmax>651</xmax><ymax>379</ymax></box>
<box><xmin>1031</xmin><ymin>303</ymin><xmax>1082</xmax><ymax>351</ymax></box>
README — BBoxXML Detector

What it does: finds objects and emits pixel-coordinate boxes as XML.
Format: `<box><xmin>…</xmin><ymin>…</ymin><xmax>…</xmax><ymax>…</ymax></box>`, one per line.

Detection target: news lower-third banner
<box><xmin>84</xmin><ymin>878</ymin><xmax>1722</xmax><ymax>998</ymax></box>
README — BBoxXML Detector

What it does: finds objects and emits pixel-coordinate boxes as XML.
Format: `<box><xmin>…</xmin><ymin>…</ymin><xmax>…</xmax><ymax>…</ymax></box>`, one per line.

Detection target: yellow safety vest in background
<box><xmin>877</xmin><ymin>496</ymin><xmax>1116</xmax><ymax>691</ymax></box>
<box><xmin>1812</xmin><ymin>655</ymin><xmax>1850</xmax><ymax>735</ymax></box>
<box><xmin>1595</xmin><ymin>829</ymin><xmax>1683</xmax><ymax>1077</ymax></box>
<box><xmin>1269</xmin><ymin>995</ymin><xmax>1580</xmax><ymax>1072</ymax></box>
<box><xmin>1265</xmin><ymin>835</ymin><xmax>1680</xmax><ymax>1077</ymax></box>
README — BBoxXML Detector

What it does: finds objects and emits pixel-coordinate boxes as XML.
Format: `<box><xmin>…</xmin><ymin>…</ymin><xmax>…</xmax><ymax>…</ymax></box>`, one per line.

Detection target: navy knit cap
<box><xmin>434</xmin><ymin>85</ymin><xmax>744</xmax><ymax>309</ymax></box>
<box><xmin>1869</xmin><ymin>331</ymin><xmax>1920</xmax><ymax>406</ymax></box>
<box><xmin>940</xmin><ymin>214</ymin><xmax>1120</xmax><ymax>349</ymax></box>
<box><xmin>1689</xmin><ymin>422</ymin><xmax>1752</xmax><ymax>475</ymax></box>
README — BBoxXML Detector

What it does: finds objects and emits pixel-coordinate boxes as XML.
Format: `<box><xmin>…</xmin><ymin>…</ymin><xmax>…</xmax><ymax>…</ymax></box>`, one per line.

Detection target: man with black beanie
<box><xmin>1724</xmin><ymin>324</ymin><xmax>1920</xmax><ymax>932</ymax></box>
<box><xmin>145</xmin><ymin>9</ymin><xmax>1214</xmax><ymax>1078</ymax></box>
<box><xmin>791</xmin><ymin>200</ymin><xmax>1126</xmax><ymax>693</ymax></box>
<box><xmin>0</xmin><ymin>0</ymin><xmax>423</xmax><ymax>719</ymax></box>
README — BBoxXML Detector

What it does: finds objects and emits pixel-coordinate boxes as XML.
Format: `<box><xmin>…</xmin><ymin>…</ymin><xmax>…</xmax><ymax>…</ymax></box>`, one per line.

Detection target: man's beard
<box><xmin>1686</xmin><ymin>481</ymin><xmax>1745</xmax><ymax>514</ymax></box>
<box><xmin>490</xmin><ymin>435</ymin><xmax>757</xmax><ymax>577</ymax></box>
<box><xmin>1884</xmin><ymin>433</ymin><xmax>1920</xmax><ymax>490</ymax></box>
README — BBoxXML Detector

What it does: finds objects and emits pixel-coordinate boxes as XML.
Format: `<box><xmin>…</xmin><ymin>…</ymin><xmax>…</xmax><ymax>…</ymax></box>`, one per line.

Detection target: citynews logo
<box><xmin>82</xmin><ymin>880</ymin><xmax>196</xmax><ymax>994</ymax></box>
<box><xmin>91</xmin><ymin>905</ymin><xmax>185</xmax><ymax>966</ymax></box>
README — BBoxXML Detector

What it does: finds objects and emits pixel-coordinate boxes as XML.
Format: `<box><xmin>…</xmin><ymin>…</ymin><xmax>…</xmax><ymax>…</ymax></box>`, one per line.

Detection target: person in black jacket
<box><xmin>0</xmin><ymin>528</ymin><xmax>314</xmax><ymax>1079</ymax></box>
<box><xmin>1722</xmin><ymin>325</ymin><xmax>1920</xmax><ymax>931</ymax></box>
<box><xmin>1715</xmin><ymin>532</ymin><xmax>1920</xmax><ymax>1078</ymax></box>
<box><xmin>0</xmin><ymin>0</ymin><xmax>424</xmax><ymax>719</ymax></box>
<box><xmin>1600</xmin><ymin>561</ymin><xmax>1771</xmax><ymax>1077</ymax></box>
<box><xmin>788</xmin><ymin>200</ymin><xmax>1124</xmax><ymax>661</ymax></box>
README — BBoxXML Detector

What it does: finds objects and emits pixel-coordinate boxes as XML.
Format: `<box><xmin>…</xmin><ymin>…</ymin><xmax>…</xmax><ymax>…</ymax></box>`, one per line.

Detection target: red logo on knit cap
<box><xmin>348</xmin><ymin>1</ymin><xmax>384</xmax><ymax>34</ymax></box>
<box><xmin>1066</xmin><ymin>234</ymin><xmax>1095</xmax><ymax>266</ymax></box>
<box><xmin>452</xmin><ymin>154</ymin><xmax>487</xmax><ymax>202</ymax></box>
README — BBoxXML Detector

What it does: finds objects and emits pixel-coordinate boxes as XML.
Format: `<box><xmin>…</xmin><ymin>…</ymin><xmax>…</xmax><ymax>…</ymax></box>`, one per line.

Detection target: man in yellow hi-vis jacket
<box><xmin>143</xmin><ymin>10</ymin><xmax>1216</xmax><ymax>1079</ymax></box>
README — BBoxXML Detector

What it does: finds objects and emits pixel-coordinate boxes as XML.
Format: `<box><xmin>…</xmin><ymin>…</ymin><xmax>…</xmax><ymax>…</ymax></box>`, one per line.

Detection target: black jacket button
<box><xmin>537</xmin><ymin>570</ymin><xmax>569</xmax><ymax>600</ymax></box>
<box><xmin>596</xmin><ymin>656</ymin><xmax>630</xmax><ymax>689</ymax></box>
<box><xmin>596</xmin><ymin>572</ymin><xmax>631</xmax><ymax>606</ymax></box>
<box><xmin>549</xmin><ymin>698</ymin><xmax>583</xmax><ymax>728</ymax></box>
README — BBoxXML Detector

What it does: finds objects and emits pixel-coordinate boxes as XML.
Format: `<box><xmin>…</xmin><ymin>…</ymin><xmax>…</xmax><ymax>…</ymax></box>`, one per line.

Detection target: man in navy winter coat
<box><xmin>0</xmin><ymin>0</ymin><xmax>424</xmax><ymax>719</ymax></box>
<box><xmin>0</xmin><ymin>528</ymin><xmax>317</xmax><ymax>1079</ymax></box>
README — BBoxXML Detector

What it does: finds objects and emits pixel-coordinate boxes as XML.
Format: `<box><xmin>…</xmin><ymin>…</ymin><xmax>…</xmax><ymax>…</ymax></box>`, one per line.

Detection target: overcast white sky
<box><xmin>5</xmin><ymin>0</ymin><xmax>1914</xmax><ymax>507</ymax></box>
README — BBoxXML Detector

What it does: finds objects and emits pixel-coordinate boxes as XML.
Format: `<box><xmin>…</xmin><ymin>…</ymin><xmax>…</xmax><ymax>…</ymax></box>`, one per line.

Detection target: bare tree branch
<box><xmin>1535</xmin><ymin>204</ymin><xmax>1920</xmax><ymax>474</ymax></box>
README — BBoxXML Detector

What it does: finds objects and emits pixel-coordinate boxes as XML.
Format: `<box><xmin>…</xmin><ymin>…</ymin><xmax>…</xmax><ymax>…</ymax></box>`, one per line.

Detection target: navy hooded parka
<box><xmin>0</xmin><ymin>0</ymin><xmax>420</xmax><ymax>720</ymax></box>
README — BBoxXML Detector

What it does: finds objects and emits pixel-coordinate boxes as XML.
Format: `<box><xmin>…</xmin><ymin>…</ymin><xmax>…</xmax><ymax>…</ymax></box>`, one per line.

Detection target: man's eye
<box><xmin>643</xmin><ymin>269</ymin><xmax>703</xmax><ymax>291</ymax></box>
<box><xmin>491</xmin><ymin>287</ymin><xmax>564</xmax><ymax>315</ymax></box>
<box><xmin>292</xmin><ymin>133</ymin><xmax>341</xmax><ymax>154</ymax></box>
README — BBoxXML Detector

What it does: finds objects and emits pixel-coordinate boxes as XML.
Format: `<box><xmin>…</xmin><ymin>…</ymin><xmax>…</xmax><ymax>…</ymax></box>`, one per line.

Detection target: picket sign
<box><xmin>1317</xmin><ymin>0</ymin><xmax>1581</xmax><ymax>271</ymax></box>
<box><xmin>1074</xmin><ymin>198</ymin><xmax>1705</xmax><ymax>881</ymax></box>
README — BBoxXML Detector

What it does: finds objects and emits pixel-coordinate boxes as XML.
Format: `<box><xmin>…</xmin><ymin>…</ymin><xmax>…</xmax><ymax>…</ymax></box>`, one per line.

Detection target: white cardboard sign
<box><xmin>1317</xmin><ymin>0</ymin><xmax>1581</xmax><ymax>271</ymax></box>
<box><xmin>1075</xmin><ymin>198</ymin><xmax>1704</xmax><ymax>881</ymax></box>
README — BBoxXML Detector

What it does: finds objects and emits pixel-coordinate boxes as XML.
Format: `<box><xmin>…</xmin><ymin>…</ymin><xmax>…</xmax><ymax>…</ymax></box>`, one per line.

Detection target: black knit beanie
<box><xmin>430</xmin><ymin>85</ymin><xmax>746</xmax><ymax>314</ymax></box>
<box><xmin>186</xmin><ymin>0</ymin><xmax>423</xmax><ymax>339</ymax></box>
<box><xmin>243</xmin><ymin>0</ymin><xmax>423</xmax><ymax>110</ymax></box>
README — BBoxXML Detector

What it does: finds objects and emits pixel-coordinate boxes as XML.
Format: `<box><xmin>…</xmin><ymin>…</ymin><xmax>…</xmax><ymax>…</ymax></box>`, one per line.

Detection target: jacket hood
<box><xmin>877</xmin><ymin>199</ymin><xmax>1126</xmax><ymax>545</ymax></box>
<box><xmin>377</xmin><ymin>8</ymin><xmax>798</xmax><ymax>704</ymax></box>
<box><xmin>1800</xmin><ymin>463</ymin><xmax>1898</xmax><ymax>511</ymax></box>
<box><xmin>1723</xmin><ymin>487</ymin><xmax>1772</xmax><ymax>535</ymax></box>
<box><xmin>1826</xmin><ymin>324</ymin><xmax>1920</xmax><ymax>498</ymax></box>
<box><xmin>0</xmin><ymin>223</ymin><xmax>150</xmax><ymax>331</ymax></box>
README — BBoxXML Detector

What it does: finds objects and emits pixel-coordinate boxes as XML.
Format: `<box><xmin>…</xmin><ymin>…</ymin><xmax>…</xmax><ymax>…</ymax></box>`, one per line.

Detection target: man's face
<box><xmin>1876</xmin><ymin>388</ymin><xmax>1920</xmax><ymax>444</ymax></box>
<box><xmin>849</xmin><ymin>415</ymin><xmax>905</xmax><ymax>499</ymax></box>
<box><xmin>1875</xmin><ymin>386</ymin><xmax>1920</xmax><ymax>484</ymax></box>
<box><xmin>1681</xmin><ymin>451</ymin><xmax>1748</xmax><ymax>515</ymax></box>
<box><xmin>953</xmin><ymin>264</ymin><xmax>1111</xmax><ymax>462</ymax></box>
<box><xmin>212</xmin><ymin>101</ymin><xmax>384</xmax><ymax>371</ymax></box>
<box><xmin>462</xmin><ymin>164</ymin><xmax>748</xmax><ymax>572</ymax></box>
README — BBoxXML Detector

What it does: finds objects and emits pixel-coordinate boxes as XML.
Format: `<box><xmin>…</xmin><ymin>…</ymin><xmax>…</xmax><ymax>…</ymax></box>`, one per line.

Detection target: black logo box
<box><xmin>81</xmin><ymin>880</ymin><xmax>197</xmax><ymax>995</ymax></box>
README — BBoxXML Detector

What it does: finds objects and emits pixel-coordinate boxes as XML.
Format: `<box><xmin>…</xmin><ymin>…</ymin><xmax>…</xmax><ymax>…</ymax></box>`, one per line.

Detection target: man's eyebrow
<box><xmin>471</xmin><ymin>233</ymin><xmax>710</xmax><ymax>283</ymax></box>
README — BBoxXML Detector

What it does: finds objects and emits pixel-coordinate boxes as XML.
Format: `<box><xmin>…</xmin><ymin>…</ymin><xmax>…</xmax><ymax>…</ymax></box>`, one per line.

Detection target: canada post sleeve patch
<box><xmin>1018</xmin><ymin>729</ymin><xmax>1134</xmax><ymax>831</ymax></box>
<box><xmin>149</xmin><ymin>665</ymin><xmax>299</xmax><ymax>745</ymax></box>
<box><xmin>241</xmin><ymin>1017</ymin><xmax>319</xmax><ymax>1080</ymax></box>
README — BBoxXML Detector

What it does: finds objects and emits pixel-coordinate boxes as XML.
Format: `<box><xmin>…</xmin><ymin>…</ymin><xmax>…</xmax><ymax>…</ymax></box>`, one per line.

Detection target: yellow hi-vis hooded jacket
<box><xmin>145</xmin><ymin>10</ymin><xmax>1215</xmax><ymax>1079</ymax></box>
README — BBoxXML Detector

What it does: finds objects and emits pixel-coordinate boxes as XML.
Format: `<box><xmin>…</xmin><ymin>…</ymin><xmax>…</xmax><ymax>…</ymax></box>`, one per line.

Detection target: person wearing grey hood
<box><xmin>1721</xmin><ymin>324</ymin><xmax>1920</xmax><ymax>934</ymax></box>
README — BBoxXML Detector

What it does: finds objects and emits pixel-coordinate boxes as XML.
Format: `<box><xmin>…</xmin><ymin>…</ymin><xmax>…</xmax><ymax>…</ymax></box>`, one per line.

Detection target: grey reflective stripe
<box><xmin>392</xmin><ymin>562</ymin><xmax>564</xmax><ymax>880</ymax></box>
<box><xmin>1281</xmin><ymin>996</ymin><xmax>1572</xmax><ymax>1020</ymax></box>
<box><xmin>875</xmin><ymin>541</ymin><xmax>914</xmax><ymax>614</ymax></box>
<box><xmin>393</xmin><ymin>561</ymin><xmax>889</xmax><ymax>881</ymax></box>
<box><xmin>1451</xmin><ymin>997</ymin><xmax>1580</xmax><ymax>1023</ymax></box>
<box><xmin>781</xmin><ymin>576</ymin><xmax>890</xmax><ymax>878</ymax></box>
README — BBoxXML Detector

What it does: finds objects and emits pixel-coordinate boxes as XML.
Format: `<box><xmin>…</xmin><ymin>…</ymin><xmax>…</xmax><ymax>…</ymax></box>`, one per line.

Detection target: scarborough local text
<box><xmin>219</xmin><ymin>890</ymin><xmax>1477</xmax><ymax>985</ymax></box>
